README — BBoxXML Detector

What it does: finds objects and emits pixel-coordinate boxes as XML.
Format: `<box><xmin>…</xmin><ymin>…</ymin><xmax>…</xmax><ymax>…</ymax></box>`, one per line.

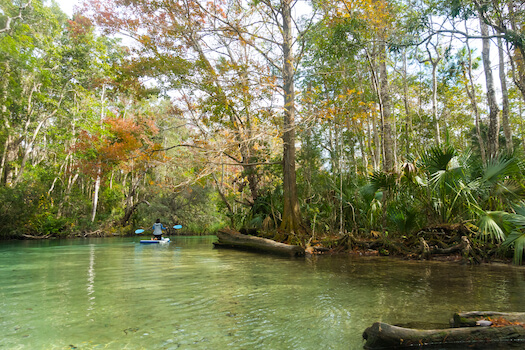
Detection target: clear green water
<box><xmin>1</xmin><ymin>236</ymin><xmax>525</xmax><ymax>350</ymax></box>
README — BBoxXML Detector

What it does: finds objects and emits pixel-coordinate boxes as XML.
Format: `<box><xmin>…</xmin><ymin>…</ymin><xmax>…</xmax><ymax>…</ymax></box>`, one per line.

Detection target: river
<box><xmin>1</xmin><ymin>236</ymin><xmax>525</xmax><ymax>349</ymax></box>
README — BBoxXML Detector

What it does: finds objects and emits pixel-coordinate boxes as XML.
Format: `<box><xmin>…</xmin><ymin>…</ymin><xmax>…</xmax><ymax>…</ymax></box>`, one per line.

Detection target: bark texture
<box><xmin>379</xmin><ymin>42</ymin><xmax>394</xmax><ymax>172</ymax></box>
<box><xmin>214</xmin><ymin>228</ymin><xmax>305</xmax><ymax>257</ymax></box>
<box><xmin>363</xmin><ymin>321</ymin><xmax>525</xmax><ymax>349</ymax></box>
<box><xmin>498</xmin><ymin>35</ymin><xmax>513</xmax><ymax>153</ymax></box>
<box><xmin>464</xmin><ymin>38</ymin><xmax>486</xmax><ymax>163</ymax></box>
<box><xmin>479</xmin><ymin>14</ymin><xmax>500</xmax><ymax>158</ymax></box>
<box><xmin>279</xmin><ymin>0</ymin><xmax>302</xmax><ymax>234</ymax></box>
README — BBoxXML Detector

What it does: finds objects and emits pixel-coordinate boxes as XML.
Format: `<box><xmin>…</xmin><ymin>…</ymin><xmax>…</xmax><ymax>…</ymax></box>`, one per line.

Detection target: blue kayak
<box><xmin>140</xmin><ymin>238</ymin><xmax>170</xmax><ymax>244</ymax></box>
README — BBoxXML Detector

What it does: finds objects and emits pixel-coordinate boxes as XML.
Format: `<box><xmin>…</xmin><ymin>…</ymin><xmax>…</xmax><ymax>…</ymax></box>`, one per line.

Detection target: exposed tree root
<box><xmin>82</xmin><ymin>229</ymin><xmax>104</xmax><ymax>237</ymax></box>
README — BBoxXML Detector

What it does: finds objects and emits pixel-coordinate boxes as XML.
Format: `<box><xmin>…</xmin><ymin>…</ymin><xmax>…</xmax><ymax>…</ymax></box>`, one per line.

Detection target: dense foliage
<box><xmin>2</xmin><ymin>0</ymin><xmax>525</xmax><ymax>263</ymax></box>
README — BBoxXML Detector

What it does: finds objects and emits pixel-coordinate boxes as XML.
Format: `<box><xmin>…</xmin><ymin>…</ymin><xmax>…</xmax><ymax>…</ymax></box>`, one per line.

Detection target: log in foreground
<box><xmin>214</xmin><ymin>229</ymin><xmax>304</xmax><ymax>257</ymax></box>
<box><xmin>363</xmin><ymin>321</ymin><xmax>525</xmax><ymax>349</ymax></box>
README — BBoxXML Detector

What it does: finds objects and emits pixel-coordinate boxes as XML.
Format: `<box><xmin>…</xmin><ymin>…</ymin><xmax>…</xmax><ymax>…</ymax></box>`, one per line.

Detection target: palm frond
<box><xmin>482</xmin><ymin>156</ymin><xmax>518</xmax><ymax>184</ymax></box>
<box><xmin>503</xmin><ymin>232</ymin><xmax>525</xmax><ymax>265</ymax></box>
<box><xmin>430</xmin><ymin>170</ymin><xmax>447</xmax><ymax>186</ymax></box>
<box><xmin>493</xmin><ymin>180</ymin><xmax>525</xmax><ymax>200</ymax></box>
<box><xmin>420</xmin><ymin>144</ymin><xmax>456</xmax><ymax>174</ymax></box>
<box><xmin>369</xmin><ymin>171</ymin><xmax>397</xmax><ymax>192</ymax></box>
<box><xmin>514</xmin><ymin>202</ymin><xmax>525</xmax><ymax>217</ymax></box>
<box><xmin>429</xmin><ymin>164</ymin><xmax>465</xmax><ymax>190</ymax></box>
<box><xmin>387</xmin><ymin>205</ymin><xmax>419</xmax><ymax>234</ymax></box>
<box><xmin>513</xmin><ymin>235</ymin><xmax>525</xmax><ymax>265</ymax></box>
<box><xmin>477</xmin><ymin>211</ymin><xmax>509</xmax><ymax>242</ymax></box>
<box><xmin>466</xmin><ymin>178</ymin><xmax>483</xmax><ymax>193</ymax></box>
<box><xmin>359</xmin><ymin>183</ymin><xmax>378</xmax><ymax>204</ymax></box>
<box><xmin>504</xmin><ymin>212</ymin><xmax>525</xmax><ymax>230</ymax></box>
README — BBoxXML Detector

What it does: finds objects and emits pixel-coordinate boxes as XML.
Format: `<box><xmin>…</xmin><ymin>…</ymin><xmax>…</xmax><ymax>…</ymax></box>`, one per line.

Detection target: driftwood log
<box><xmin>214</xmin><ymin>228</ymin><xmax>305</xmax><ymax>257</ymax></box>
<box><xmin>363</xmin><ymin>321</ymin><xmax>525</xmax><ymax>349</ymax></box>
<box><xmin>452</xmin><ymin>311</ymin><xmax>525</xmax><ymax>327</ymax></box>
<box><xmin>22</xmin><ymin>234</ymin><xmax>52</xmax><ymax>239</ymax></box>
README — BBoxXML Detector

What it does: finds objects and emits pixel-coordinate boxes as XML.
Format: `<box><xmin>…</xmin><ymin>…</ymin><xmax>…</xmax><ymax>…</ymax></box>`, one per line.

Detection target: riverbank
<box><xmin>7</xmin><ymin>224</ymin><xmax>517</xmax><ymax>266</ymax></box>
<box><xmin>230</xmin><ymin>224</ymin><xmax>516</xmax><ymax>266</ymax></box>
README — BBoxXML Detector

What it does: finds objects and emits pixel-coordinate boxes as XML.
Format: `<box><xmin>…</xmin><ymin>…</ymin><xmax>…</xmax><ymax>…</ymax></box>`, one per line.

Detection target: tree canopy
<box><xmin>3</xmin><ymin>0</ymin><xmax>525</xmax><ymax>263</ymax></box>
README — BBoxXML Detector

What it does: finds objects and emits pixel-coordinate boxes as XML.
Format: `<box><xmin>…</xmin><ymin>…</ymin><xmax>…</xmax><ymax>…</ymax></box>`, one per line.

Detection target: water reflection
<box><xmin>1</xmin><ymin>237</ymin><xmax>525</xmax><ymax>349</ymax></box>
<box><xmin>87</xmin><ymin>244</ymin><xmax>95</xmax><ymax>313</ymax></box>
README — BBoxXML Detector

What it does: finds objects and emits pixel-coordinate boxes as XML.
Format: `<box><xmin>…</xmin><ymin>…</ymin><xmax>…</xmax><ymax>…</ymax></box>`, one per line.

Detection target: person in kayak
<box><xmin>152</xmin><ymin>219</ymin><xmax>167</xmax><ymax>240</ymax></box>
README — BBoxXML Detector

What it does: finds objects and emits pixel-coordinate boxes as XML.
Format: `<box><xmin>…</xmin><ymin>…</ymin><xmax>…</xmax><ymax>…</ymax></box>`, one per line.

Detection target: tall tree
<box><xmin>460</xmin><ymin>42</ymin><xmax>486</xmax><ymax>162</ymax></box>
<box><xmin>337</xmin><ymin>0</ymin><xmax>398</xmax><ymax>171</ymax></box>
<box><xmin>479</xmin><ymin>14</ymin><xmax>500</xmax><ymax>158</ymax></box>
<box><xmin>211</xmin><ymin>0</ymin><xmax>318</xmax><ymax>233</ymax></box>
<box><xmin>378</xmin><ymin>41</ymin><xmax>395</xmax><ymax>171</ymax></box>
<box><xmin>279</xmin><ymin>0</ymin><xmax>302</xmax><ymax>232</ymax></box>
<box><xmin>497</xmin><ymin>34</ymin><xmax>513</xmax><ymax>153</ymax></box>
<box><xmin>474</xmin><ymin>0</ymin><xmax>525</xmax><ymax>101</ymax></box>
<box><xmin>417</xmin><ymin>37</ymin><xmax>450</xmax><ymax>146</ymax></box>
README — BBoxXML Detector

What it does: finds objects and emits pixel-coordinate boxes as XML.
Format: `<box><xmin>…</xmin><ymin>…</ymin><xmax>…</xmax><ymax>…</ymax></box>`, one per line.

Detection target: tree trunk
<box><xmin>57</xmin><ymin>173</ymin><xmax>79</xmax><ymax>218</ymax></box>
<box><xmin>363</xmin><ymin>321</ymin><xmax>525</xmax><ymax>349</ymax></box>
<box><xmin>3</xmin><ymin>134</ymin><xmax>20</xmax><ymax>186</ymax></box>
<box><xmin>465</xmin><ymin>34</ymin><xmax>486</xmax><ymax>163</ymax></box>
<box><xmin>365</xmin><ymin>50</ymin><xmax>381</xmax><ymax>171</ymax></box>
<box><xmin>419</xmin><ymin>41</ymin><xmax>446</xmax><ymax>146</ymax></box>
<box><xmin>402</xmin><ymin>48</ymin><xmax>411</xmax><ymax>158</ymax></box>
<box><xmin>121</xmin><ymin>200</ymin><xmax>151</xmax><ymax>226</ymax></box>
<box><xmin>508</xmin><ymin>1</ymin><xmax>525</xmax><ymax>102</ymax></box>
<box><xmin>477</xmin><ymin>0</ymin><xmax>525</xmax><ymax>102</ymax></box>
<box><xmin>279</xmin><ymin>0</ymin><xmax>302</xmax><ymax>234</ymax></box>
<box><xmin>431</xmin><ymin>62</ymin><xmax>441</xmax><ymax>145</ymax></box>
<box><xmin>379</xmin><ymin>42</ymin><xmax>394</xmax><ymax>172</ymax></box>
<box><xmin>14</xmin><ymin>107</ymin><xmax>60</xmax><ymax>186</ymax></box>
<box><xmin>372</xmin><ymin>108</ymin><xmax>380</xmax><ymax>171</ymax></box>
<box><xmin>214</xmin><ymin>228</ymin><xmax>304</xmax><ymax>257</ymax></box>
<box><xmin>212</xmin><ymin>172</ymin><xmax>235</xmax><ymax>227</ymax></box>
<box><xmin>339</xmin><ymin>129</ymin><xmax>344</xmax><ymax>234</ymax></box>
<box><xmin>358</xmin><ymin>128</ymin><xmax>368</xmax><ymax>171</ymax></box>
<box><xmin>91</xmin><ymin>167</ymin><xmax>101</xmax><ymax>222</ymax></box>
<box><xmin>479</xmin><ymin>14</ymin><xmax>500</xmax><ymax>158</ymax></box>
<box><xmin>0</xmin><ymin>59</ymin><xmax>10</xmax><ymax>183</ymax></box>
<box><xmin>498</xmin><ymin>35</ymin><xmax>513</xmax><ymax>153</ymax></box>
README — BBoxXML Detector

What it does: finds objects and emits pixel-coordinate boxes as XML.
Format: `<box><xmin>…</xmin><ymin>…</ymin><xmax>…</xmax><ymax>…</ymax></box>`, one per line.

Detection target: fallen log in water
<box><xmin>362</xmin><ymin>321</ymin><xmax>525</xmax><ymax>349</ymax></box>
<box><xmin>452</xmin><ymin>311</ymin><xmax>525</xmax><ymax>327</ymax></box>
<box><xmin>214</xmin><ymin>228</ymin><xmax>305</xmax><ymax>257</ymax></box>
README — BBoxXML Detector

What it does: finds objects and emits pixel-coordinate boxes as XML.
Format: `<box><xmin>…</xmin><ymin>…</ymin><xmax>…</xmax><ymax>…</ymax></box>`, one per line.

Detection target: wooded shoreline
<box><xmin>208</xmin><ymin>226</ymin><xmax>521</xmax><ymax>267</ymax></box>
<box><xmin>3</xmin><ymin>0</ymin><xmax>525</xmax><ymax>270</ymax></box>
<box><xmin>10</xmin><ymin>224</ymin><xmax>518</xmax><ymax>266</ymax></box>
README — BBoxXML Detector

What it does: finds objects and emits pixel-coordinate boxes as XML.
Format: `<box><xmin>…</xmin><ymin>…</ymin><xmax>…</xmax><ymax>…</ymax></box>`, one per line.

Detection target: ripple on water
<box><xmin>2</xmin><ymin>238</ymin><xmax>525</xmax><ymax>349</ymax></box>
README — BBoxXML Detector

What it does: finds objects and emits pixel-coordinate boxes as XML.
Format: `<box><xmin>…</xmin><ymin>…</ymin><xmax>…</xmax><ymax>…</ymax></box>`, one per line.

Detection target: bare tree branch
<box><xmin>0</xmin><ymin>0</ymin><xmax>32</xmax><ymax>34</ymax></box>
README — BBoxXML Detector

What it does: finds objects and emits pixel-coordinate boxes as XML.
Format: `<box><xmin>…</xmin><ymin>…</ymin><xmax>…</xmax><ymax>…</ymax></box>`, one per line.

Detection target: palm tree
<box><xmin>420</xmin><ymin>145</ymin><xmax>525</xmax><ymax>263</ymax></box>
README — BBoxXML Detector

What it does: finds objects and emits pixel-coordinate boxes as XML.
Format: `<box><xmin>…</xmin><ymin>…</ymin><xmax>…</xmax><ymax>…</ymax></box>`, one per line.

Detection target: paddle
<box><xmin>135</xmin><ymin>229</ymin><xmax>145</xmax><ymax>234</ymax></box>
<box><xmin>173</xmin><ymin>225</ymin><xmax>182</xmax><ymax>229</ymax></box>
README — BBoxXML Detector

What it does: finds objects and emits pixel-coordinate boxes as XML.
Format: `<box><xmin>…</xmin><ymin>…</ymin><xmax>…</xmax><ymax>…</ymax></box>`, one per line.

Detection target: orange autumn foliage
<box><xmin>74</xmin><ymin>115</ymin><xmax>161</xmax><ymax>177</ymax></box>
<box><xmin>488</xmin><ymin>317</ymin><xmax>525</xmax><ymax>328</ymax></box>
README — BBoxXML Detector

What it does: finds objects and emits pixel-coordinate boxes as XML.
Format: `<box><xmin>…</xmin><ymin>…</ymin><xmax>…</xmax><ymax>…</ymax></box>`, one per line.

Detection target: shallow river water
<box><xmin>1</xmin><ymin>236</ymin><xmax>525</xmax><ymax>349</ymax></box>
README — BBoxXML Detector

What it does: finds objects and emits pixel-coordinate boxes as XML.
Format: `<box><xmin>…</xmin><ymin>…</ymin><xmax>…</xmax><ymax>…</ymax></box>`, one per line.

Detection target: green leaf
<box><xmin>503</xmin><ymin>232</ymin><xmax>525</xmax><ymax>265</ymax></box>
<box><xmin>477</xmin><ymin>211</ymin><xmax>508</xmax><ymax>242</ymax></box>
<box><xmin>420</xmin><ymin>145</ymin><xmax>456</xmax><ymax>174</ymax></box>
